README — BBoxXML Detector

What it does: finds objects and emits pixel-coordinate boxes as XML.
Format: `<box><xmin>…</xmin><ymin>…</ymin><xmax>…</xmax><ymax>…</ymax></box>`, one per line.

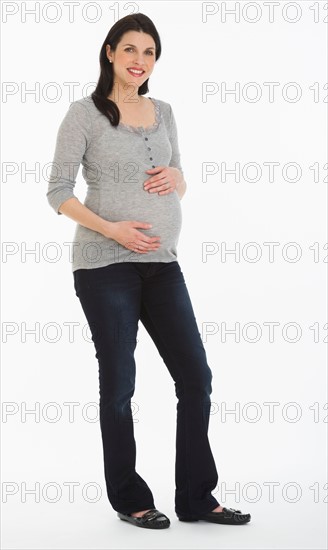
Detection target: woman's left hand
<box><xmin>143</xmin><ymin>166</ymin><xmax>183</xmax><ymax>196</ymax></box>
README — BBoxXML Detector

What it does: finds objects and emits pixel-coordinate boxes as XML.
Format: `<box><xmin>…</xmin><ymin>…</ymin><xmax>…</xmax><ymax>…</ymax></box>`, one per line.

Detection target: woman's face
<box><xmin>106</xmin><ymin>30</ymin><xmax>156</xmax><ymax>96</ymax></box>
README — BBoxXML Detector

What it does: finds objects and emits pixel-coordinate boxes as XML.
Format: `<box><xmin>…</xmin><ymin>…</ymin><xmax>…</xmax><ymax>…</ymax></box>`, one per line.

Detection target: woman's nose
<box><xmin>133</xmin><ymin>55</ymin><xmax>146</xmax><ymax>66</ymax></box>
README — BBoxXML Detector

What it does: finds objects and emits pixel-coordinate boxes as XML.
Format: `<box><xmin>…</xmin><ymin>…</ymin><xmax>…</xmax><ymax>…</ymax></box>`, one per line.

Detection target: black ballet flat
<box><xmin>177</xmin><ymin>506</ymin><xmax>251</xmax><ymax>525</ymax></box>
<box><xmin>117</xmin><ymin>508</ymin><xmax>170</xmax><ymax>529</ymax></box>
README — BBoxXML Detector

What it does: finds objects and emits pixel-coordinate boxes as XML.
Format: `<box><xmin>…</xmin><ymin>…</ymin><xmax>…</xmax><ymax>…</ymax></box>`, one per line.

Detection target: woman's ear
<box><xmin>105</xmin><ymin>44</ymin><xmax>112</xmax><ymax>61</ymax></box>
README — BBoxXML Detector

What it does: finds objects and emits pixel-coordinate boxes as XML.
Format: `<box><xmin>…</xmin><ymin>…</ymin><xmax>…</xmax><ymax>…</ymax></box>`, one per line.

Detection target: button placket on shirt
<box><xmin>143</xmin><ymin>134</ymin><xmax>155</xmax><ymax>168</ymax></box>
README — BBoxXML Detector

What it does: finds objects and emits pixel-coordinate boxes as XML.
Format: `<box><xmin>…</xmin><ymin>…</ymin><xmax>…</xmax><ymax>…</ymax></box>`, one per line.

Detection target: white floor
<box><xmin>2</xmin><ymin>496</ymin><xmax>327</xmax><ymax>550</ymax></box>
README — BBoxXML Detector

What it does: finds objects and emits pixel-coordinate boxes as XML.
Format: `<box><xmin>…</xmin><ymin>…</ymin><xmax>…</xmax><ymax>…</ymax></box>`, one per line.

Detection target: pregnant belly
<box><xmin>95</xmin><ymin>186</ymin><xmax>182</xmax><ymax>249</ymax></box>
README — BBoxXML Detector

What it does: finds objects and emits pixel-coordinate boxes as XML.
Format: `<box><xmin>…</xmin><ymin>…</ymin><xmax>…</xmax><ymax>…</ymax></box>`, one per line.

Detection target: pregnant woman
<box><xmin>46</xmin><ymin>13</ymin><xmax>251</xmax><ymax>530</ymax></box>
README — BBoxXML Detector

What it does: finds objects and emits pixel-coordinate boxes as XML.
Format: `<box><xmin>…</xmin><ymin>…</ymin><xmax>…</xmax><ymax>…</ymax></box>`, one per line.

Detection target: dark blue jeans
<box><xmin>73</xmin><ymin>260</ymin><xmax>220</xmax><ymax>516</ymax></box>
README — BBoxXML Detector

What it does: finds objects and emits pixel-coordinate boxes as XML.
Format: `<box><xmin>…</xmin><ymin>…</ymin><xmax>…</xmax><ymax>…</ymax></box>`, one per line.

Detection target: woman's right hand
<box><xmin>106</xmin><ymin>220</ymin><xmax>161</xmax><ymax>254</ymax></box>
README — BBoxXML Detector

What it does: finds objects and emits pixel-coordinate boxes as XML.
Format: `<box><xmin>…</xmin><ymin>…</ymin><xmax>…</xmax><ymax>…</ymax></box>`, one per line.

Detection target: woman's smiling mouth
<box><xmin>127</xmin><ymin>68</ymin><xmax>145</xmax><ymax>77</ymax></box>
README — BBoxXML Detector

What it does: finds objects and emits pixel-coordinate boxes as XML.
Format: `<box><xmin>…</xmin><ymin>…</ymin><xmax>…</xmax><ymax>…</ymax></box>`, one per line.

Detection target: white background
<box><xmin>1</xmin><ymin>1</ymin><xmax>327</xmax><ymax>549</ymax></box>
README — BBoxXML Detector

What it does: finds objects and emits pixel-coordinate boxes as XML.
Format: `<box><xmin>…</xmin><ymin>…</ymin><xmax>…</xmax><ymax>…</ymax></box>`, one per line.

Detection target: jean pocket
<box><xmin>73</xmin><ymin>270</ymin><xmax>92</xmax><ymax>297</ymax></box>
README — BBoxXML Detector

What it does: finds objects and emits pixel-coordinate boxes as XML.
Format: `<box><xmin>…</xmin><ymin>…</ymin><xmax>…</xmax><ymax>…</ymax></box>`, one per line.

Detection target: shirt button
<box><xmin>152</xmin><ymin>165</ymin><xmax>155</xmax><ymax>168</ymax></box>
<box><xmin>149</xmin><ymin>157</ymin><xmax>153</xmax><ymax>160</ymax></box>
<box><xmin>145</xmin><ymin>137</ymin><xmax>148</xmax><ymax>141</ymax></box>
<box><xmin>147</xmin><ymin>147</ymin><xmax>151</xmax><ymax>151</ymax></box>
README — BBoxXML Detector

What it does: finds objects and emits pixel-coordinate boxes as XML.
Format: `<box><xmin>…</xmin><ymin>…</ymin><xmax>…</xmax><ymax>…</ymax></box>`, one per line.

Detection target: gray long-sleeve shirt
<box><xmin>46</xmin><ymin>95</ymin><xmax>184</xmax><ymax>272</ymax></box>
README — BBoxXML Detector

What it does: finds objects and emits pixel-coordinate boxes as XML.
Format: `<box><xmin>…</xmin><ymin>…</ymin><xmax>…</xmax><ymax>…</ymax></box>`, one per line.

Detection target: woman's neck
<box><xmin>107</xmin><ymin>83</ymin><xmax>144</xmax><ymax>109</ymax></box>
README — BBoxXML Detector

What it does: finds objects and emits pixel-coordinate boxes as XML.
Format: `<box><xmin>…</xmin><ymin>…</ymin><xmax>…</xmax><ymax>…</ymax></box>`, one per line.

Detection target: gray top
<box><xmin>46</xmin><ymin>95</ymin><xmax>184</xmax><ymax>272</ymax></box>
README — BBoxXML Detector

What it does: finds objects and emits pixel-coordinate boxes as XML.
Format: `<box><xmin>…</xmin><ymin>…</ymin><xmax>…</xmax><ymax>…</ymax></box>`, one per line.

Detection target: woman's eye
<box><xmin>124</xmin><ymin>48</ymin><xmax>154</xmax><ymax>55</ymax></box>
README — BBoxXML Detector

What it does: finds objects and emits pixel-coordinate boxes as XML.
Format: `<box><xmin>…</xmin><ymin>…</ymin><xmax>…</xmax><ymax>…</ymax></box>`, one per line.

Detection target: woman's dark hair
<box><xmin>91</xmin><ymin>13</ymin><xmax>161</xmax><ymax>126</ymax></box>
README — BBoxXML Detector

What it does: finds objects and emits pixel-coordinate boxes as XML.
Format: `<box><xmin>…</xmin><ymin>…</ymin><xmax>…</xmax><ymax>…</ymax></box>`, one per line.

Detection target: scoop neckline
<box><xmin>118</xmin><ymin>97</ymin><xmax>161</xmax><ymax>134</ymax></box>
